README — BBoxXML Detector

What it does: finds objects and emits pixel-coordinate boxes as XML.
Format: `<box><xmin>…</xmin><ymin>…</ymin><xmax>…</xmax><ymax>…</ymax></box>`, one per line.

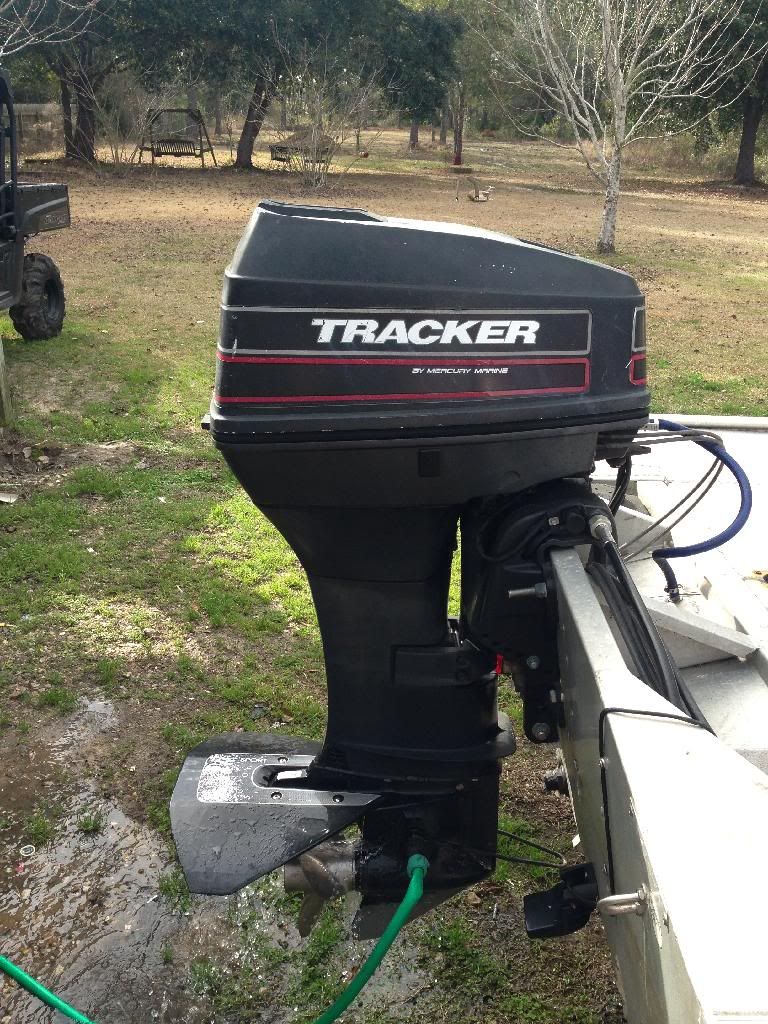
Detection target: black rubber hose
<box><xmin>653</xmin><ymin>553</ymin><xmax>682</xmax><ymax>603</ymax></box>
<box><xmin>602</xmin><ymin>540</ymin><xmax>711</xmax><ymax>728</ymax></box>
<box><xmin>602</xmin><ymin>540</ymin><xmax>686</xmax><ymax>709</ymax></box>
<box><xmin>609</xmin><ymin>456</ymin><xmax>632</xmax><ymax>515</ymax></box>
<box><xmin>588</xmin><ymin>560</ymin><xmax>676</xmax><ymax>704</ymax></box>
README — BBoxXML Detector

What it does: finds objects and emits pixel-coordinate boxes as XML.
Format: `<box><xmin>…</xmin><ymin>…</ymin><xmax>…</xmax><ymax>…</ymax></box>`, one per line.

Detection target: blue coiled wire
<box><xmin>653</xmin><ymin>418</ymin><xmax>753</xmax><ymax>599</ymax></box>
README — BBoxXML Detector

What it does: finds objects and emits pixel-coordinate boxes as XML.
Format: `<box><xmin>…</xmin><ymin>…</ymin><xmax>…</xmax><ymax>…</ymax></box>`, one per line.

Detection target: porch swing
<box><xmin>133</xmin><ymin>108</ymin><xmax>217</xmax><ymax>167</ymax></box>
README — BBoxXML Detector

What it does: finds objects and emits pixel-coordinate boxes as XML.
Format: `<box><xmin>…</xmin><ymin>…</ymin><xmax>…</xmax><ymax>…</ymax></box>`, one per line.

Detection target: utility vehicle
<box><xmin>0</xmin><ymin>68</ymin><xmax>70</xmax><ymax>340</ymax></box>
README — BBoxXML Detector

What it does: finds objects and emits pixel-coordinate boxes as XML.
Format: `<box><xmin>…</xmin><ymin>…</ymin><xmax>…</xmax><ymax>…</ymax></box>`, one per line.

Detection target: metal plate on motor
<box><xmin>170</xmin><ymin>732</ymin><xmax>380</xmax><ymax>896</ymax></box>
<box><xmin>196</xmin><ymin>752</ymin><xmax>377</xmax><ymax>807</ymax></box>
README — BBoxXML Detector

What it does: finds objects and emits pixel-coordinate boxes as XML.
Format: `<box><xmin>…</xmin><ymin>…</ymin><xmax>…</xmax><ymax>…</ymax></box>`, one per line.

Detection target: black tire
<box><xmin>9</xmin><ymin>253</ymin><xmax>66</xmax><ymax>341</ymax></box>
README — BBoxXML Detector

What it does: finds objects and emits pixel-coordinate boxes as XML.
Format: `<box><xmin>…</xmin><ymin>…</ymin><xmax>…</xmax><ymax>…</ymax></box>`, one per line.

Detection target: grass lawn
<box><xmin>0</xmin><ymin>131</ymin><xmax>765</xmax><ymax>1022</ymax></box>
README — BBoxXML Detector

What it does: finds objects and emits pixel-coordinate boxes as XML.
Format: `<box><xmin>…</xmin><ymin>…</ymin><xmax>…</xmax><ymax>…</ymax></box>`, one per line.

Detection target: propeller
<box><xmin>284</xmin><ymin>840</ymin><xmax>358</xmax><ymax>937</ymax></box>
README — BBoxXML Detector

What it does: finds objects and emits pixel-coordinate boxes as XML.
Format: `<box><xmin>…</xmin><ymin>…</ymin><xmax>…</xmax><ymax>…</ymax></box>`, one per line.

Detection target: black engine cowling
<box><xmin>172</xmin><ymin>201</ymin><xmax>648</xmax><ymax>935</ymax></box>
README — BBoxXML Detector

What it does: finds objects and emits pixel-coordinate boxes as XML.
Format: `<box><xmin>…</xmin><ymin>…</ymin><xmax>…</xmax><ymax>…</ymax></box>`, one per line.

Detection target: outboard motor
<box><xmin>171</xmin><ymin>201</ymin><xmax>649</xmax><ymax>937</ymax></box>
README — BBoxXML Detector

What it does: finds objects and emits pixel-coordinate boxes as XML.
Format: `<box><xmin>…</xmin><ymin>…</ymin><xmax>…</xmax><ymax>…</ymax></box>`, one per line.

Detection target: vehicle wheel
<box><xmin>9</xmin><ymin>253</ymin><xmax>66</xmax><ymax>341</ymax></box>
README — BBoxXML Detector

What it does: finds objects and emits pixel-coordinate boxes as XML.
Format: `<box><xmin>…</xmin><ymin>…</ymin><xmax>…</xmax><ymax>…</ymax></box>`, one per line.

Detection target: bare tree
<box><xmin>0</xmin><ymin>0</ymin><xmax>97</xmax><ymax>60</ymax></box>
<box><xmin>97</xmin><ymin>71</ymin><xmax>181</xmax><ymax>167</ymax></box>
<box><xmin>47</xmin><ymin>36</ymin><xmax>123</xmax><ymax>163</ymax></box>
<box><xmin>484</xmin><ymin>0</ymin><xmax>764</xmax><ymax>252</ymax></box>
<box><xmin>269</xmin><ymin>43</ymin><xmax>381</xmax><ymax>189</ymax></box>
<box><xmin>449</xmin><ymin>79</ymin><xmax>466</xmax><ymax>165</ymax></box>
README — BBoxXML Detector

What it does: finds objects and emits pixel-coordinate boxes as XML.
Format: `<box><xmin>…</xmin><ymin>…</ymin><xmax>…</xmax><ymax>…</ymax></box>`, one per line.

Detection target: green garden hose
<box><xmin>1</xmin><ymin>854</ymin><xmax>428</xmax><ymax>1024</ymax></box>
<box><xmin>0</xmin><ymin>955</ymin><xmax>97</xmax><ymax>1023</ymax></box>
<box><xmin>312</xmin><ymin>853</ymin><xmax>429</xmax><ymax>1024</ymax></box>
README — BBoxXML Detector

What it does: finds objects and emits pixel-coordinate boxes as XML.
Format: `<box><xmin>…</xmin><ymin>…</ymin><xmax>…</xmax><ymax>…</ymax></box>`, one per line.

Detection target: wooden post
<box><xmin>0</xmin><ymin>336</ymin><xmax>12</xmax><ymax>425</ymax></box>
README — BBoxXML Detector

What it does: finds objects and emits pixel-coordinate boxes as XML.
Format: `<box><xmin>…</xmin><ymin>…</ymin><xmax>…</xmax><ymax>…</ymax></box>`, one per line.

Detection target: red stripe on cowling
<box><xmin>215</xmin><ymin>353</ymin><xmax>590</xmax><ymax>404</ymax></box>
<box><xmin>214</xmin><ymin>384</ymin><xmax>589</xmax><ymax>405</ymax></box>
<box><xmin>217</xmin><ymin>352</ymin><xmax>586</xmax><ymax>368</ymax></box>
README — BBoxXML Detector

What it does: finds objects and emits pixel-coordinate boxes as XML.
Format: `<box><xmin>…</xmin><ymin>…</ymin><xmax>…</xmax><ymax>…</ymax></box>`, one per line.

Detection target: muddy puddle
<box><xmin>1</xmin><ymin>701</ymin><xmax>231</xmax><ymax>1022</ymax></box>
<box><xmin>1</xmin><ymin>701</ymin><xmax>430</xmax><ymax>1023</ymax></box>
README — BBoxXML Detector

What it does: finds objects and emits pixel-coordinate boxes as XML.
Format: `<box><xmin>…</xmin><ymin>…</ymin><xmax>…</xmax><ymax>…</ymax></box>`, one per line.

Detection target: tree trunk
<box><xmin>280</xmin><ymin>94</ymin><xmax>287</xmax><ymax>129</ymax></box>
<box><xmin>452</xmin><ymin>87</ymin><xmax>465</xmax><ymax>166</ymax></box>
<box><xmin>213</xmin><ymin>90</ymin><xmax>223</xmax><ymax>136</ymax></box>
<box><xmin>440</xmin><ymin>96</ymin><xmax>449</xmax><ymax>146</ymax></box>
<box><xmin>409</xmin><ymin>117</ymin><xmax>419</xmax><ymax>150</ymax></box>
<box><xmin>235</xmin><ymin>78</ymin><xmax>271</xmax><ymax>170</ymax></box>
<box><xmin>186</xmin><ymin>87</ymin><xmax>199</xmax><ymax>140</ymax></box>
<box><xmin>734</xmin><ymin>94</ymin><xmax>764</xmax><ymax>186</ymax></box>
<box><xmin>59</xmin><ymin>75</ymin><xmax>76</xmax><ymax>159</ymax></box>
<box><xmin>597</xmin><ymin>151</ymin><xmax>622</xmax><ymax>254</ymax></box>
<box><xmin>72</xmin><ymin>77</ymin><xmax>96</xmax><ymax>163</ymax></box>
<box><xmin>357</xmin><ymin>96</ymin><xmax>367</xmax><ymax>152</ymax></box>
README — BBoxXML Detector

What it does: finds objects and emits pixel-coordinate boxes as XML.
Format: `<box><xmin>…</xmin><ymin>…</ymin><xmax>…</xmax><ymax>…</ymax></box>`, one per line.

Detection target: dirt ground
<box><xmin>1</xmin><ymin>130</ymin><xmax>766</xmax><ymax>1024</ymax></box>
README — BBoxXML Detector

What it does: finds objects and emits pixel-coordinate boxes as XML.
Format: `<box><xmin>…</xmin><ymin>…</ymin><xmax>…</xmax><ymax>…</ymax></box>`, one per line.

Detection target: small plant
<box><xmin>77</xmin><ymin>809</ymin><xmax>106</xmax><ymax>835</ymax></box>
<box><xmin>161</xmin><ymin>945</ymin><xmax>174</xmax><ymax>965</ymax></box>
<box><xmin>190</xmin><ymin>957</ymin><xmax>223</xmax><ymax>996</ymax></box>
<box><xmin>161</xmin><ymin>721</ymin><xmax>206</xmax><ymax>754</ymax></box>
<box><xmin>289</xmin><ymin>906</ymin><xmax>345</xmax><ymax>1010</ymax></box>
<box><xmin>24</xmin><ymin>808</ymin><xmax>55</xmax><ymax>846</ymax></box>
<box><xmin>66</xmin><ymin>467</ymin><xmax>124</xmax><ymax>500</ymax></box>
<box><xmin>95</xmin><ymin>657</ymin><xmax>122</xmax><ymax>690</ymax></box>
<box><xmin>39</xmin><ymin>686</ymin><xmax>78</xmax><ymax>713</ymax></box>
<box><xmin>144</xmin><ymin>768</ymin><xmax>178</xmax><ymax>837</ymax></box>
<box><xmin>420</xmin><ymin>915</ymin><xmax>505</xmax><ymax>999</ymax></box>
<box><xmin>159</xmin><ymin>866</ymin><xmax>191</xmax><ymax>911</ymax></box>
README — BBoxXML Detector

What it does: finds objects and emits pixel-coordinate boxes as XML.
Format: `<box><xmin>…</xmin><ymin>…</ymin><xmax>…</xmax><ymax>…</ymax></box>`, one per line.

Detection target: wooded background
<box><xmin>2</xmin><ymin>0</ymin><xmax>767</xmax><ymax>252</ymax></box>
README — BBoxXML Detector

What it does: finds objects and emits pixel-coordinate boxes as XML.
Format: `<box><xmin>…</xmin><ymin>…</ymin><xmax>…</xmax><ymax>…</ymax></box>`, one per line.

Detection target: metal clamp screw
<box><xmin>597</xmin><ymin>884</ymin><xmax>648</xmax><ymax>917</ymax></box>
